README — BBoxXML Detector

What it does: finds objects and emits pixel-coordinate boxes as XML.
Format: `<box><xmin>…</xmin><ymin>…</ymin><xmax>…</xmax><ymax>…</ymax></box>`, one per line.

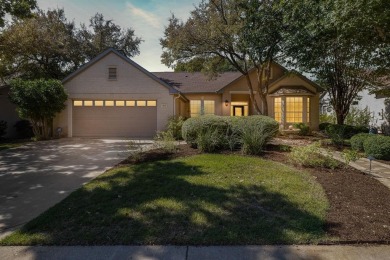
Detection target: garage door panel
<box><xmin>73</xmin><ymin>106</ymin><xmax>157</xmax><ymax>137</ymax></box>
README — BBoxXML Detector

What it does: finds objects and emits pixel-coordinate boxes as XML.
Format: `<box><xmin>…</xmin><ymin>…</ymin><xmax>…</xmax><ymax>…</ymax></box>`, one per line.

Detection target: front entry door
<box><xmin>233</xmin><ymin>106</ymin><xmax>244</xmax><ymax>116</ymax></box>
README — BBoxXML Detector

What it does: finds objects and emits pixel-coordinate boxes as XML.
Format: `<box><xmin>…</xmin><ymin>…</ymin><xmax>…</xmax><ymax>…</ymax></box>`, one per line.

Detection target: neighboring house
<box><xmin>2</xmin><ymin>48</ymin><xmax>322</xmax><ymax>138</ymax></box>
<box><xmin>320</xmin><ymin>89</ymin><xmax>387</xmax><ymax>128</ymax></box>
<box><xmin>0</xmin><ymin>86</ymin><xmax>21</xmax><ymax>138</ymax></box>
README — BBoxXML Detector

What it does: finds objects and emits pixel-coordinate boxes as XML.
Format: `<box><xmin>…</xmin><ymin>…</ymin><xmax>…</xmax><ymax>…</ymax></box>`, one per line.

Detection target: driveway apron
<box><xmin>0</xmin><ymin>138</ymin><xmax>152</xmax><ymax>238</ymax></box>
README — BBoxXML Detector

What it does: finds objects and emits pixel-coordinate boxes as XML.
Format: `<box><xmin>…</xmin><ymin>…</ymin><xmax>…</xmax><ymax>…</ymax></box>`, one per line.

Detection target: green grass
<box><xmin>1</xmin><ymin>154</ymin><xmax>329</xmax><ymax>245</ymax></box>
<box><xmin>0</xmin><ymin>141</ymin><xmax>28</xmax><ymax>151</ymax></box>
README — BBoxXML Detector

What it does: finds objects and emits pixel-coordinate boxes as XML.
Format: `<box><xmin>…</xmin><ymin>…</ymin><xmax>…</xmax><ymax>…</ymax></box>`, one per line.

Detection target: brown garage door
<box><xmin>73</xmin><ymin>100</ymin><xmax>157</xmax><ymax>137</ymax></box>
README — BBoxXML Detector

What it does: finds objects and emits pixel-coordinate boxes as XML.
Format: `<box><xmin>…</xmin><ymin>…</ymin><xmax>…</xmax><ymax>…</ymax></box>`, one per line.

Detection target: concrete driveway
<box><xmin>0</xmin><ymin>138</ymin><xmax>153</xmax><ymax>238</ymax></box>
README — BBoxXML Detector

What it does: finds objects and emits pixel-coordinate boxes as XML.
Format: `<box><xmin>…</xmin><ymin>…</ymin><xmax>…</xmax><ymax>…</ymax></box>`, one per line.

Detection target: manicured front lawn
<box><xmin>1</xmin><ymin>154</ymin><xmax>329</xmax><ymax>245</ymax></box>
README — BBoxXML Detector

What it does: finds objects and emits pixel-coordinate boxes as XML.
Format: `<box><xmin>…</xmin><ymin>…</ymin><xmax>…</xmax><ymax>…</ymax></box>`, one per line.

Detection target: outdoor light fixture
<box><xmin>224</xmin><ymin>100</ymin><xmax>229</xmax><ymax>106</ymax></box>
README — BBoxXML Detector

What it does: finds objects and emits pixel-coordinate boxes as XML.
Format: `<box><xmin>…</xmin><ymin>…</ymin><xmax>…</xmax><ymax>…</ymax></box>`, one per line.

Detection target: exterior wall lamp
<box><xmin>224</xmin><ymin>100</ymin><xmax>229</xmax><ymax>107</ymax></box>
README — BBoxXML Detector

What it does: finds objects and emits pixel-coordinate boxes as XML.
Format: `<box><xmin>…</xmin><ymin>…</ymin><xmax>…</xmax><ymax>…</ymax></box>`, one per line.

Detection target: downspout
<box><xmin>173</xmin><ymin>93</ymin><xmax>182</xmax><ymax>118</ymax></box>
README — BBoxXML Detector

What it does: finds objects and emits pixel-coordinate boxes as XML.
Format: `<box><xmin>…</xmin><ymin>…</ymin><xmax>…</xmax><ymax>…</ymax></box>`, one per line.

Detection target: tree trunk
<box><xmin>244</xmin><ymin>74</ymin><xmax>262</xmax><ymax>115</ymax></box>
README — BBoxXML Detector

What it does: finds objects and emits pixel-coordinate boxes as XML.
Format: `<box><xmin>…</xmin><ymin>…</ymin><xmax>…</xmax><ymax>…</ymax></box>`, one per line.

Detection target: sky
<box><xmin>37</xmin><ymin>0</ymin><xmax>202</xmax><ymax>72</ymax></box>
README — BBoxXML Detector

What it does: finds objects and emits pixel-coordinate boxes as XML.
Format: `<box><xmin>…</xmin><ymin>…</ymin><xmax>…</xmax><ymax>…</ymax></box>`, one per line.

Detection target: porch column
<box><xmin>67</xmin><ymin>99</ymin><xmax>72</xmax><ymax>137</ymax></box>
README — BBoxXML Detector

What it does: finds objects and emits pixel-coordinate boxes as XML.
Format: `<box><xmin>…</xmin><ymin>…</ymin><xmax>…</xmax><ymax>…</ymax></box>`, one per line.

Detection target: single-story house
<box><xmin>1</xmin><ymin>48</ymin><xmax>322</xmax><ymax>138</ymax></box>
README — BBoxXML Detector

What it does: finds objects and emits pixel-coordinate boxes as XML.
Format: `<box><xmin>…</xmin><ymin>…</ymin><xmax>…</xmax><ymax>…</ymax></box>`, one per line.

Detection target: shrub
<box><xmin>182</xmin><ymin>115</ymin><xmax>279</xmax><ymax>154</ymax></box>
<box><xmin>325</xmin><ymin>124</ymin><xmax>369</xmax><ymax>146</ymax></box>
<box><xmin>166</xmin><ymin>116</ymin><xmax>186</xmax><ymax>140</ymax></box>
<box><xmin>154</xmin><ymin>131</ymin><xmax>177</xmax><ymax>153</ymax></box>
<box><xmin>241</xmin><ymin>116</ymin><xmax>279</xmax><ymax>155</ymax></box>
<box><xmin>0</xmin><ymin>120</ymin><xmax>7</xmax><ymax>138</ymax></box>
<box><xmin>293</xmin><ymin>123</ymin><xmax>310</xmax><ymax>136</ymax></box>
<box><xmin>319</xmin><ymin>122</ymin><xmax>332</xmax><ymax>131</ymax></box>
<box><xmin>289</xmin><ymin>142</ymin><xmax>340</xmax><ymax>169</ymax></box>
<box><xmin>319</xmin><ymin>114</ymin><xmax>336</xmax><ymax>124</ymax></box>
<box><xmin>350</xmin><ymin>133</ymin><xmax>372</xmax><ymax>151</ymax></box>
<box><xmin>363</xmin><ymin>135</ymin><xmax>390</xmax><ymax>160</ymax></box>
<box><xmin>14</xmin><ymin>120</ymin><xmax>34</xmax><ymax>139</ymax></box>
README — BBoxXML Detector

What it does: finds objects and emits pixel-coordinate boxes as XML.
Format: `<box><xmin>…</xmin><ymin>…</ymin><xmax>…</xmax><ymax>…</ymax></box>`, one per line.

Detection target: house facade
<box><xmin>1</xmin><ymin>48</ymin><xmax>322</xmax><ymax>138</ymax></box>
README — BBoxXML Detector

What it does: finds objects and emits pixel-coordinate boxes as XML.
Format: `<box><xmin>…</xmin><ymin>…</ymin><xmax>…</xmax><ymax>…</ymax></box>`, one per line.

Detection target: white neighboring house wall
<box><xmin>320</xmin><ymin>89</ymin><xmax>386</xmax><ymax>127</ymax></box>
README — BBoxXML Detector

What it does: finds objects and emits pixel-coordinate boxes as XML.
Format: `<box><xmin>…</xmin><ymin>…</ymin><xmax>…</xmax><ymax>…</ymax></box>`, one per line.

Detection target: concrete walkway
<box><xmin>0</xmin><ymin>245</ymin><xmax>389</xmax><ymax>260</ymax></box>
<box><xmin>0</xmin><ymin>138</ymin><xmax>153</xmax><ymax>239</ymax></box>
<box><xmin>331</xmin><ymin>150</ymin><xmax>390</xmax><ymax>189</ymax></box>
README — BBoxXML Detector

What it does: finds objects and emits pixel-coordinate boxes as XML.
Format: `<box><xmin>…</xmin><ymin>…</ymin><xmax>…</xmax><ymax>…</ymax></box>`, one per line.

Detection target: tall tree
<box><xmin>9</xmin><ymin>79</ymin><xmax>68</xmax><ymax>140</ymax></box>
<box><xmin>77</xmin><ymin>13</ymin><xmax>142</xmax><ymax>61</ymax></box>
<box><xmin>174</xmin><ymin>56</ymin><xmax>237</xmax><ymax>73</ymax></box>
<box><xmin>284</xmin><ymin>0</ymin><xmax>390</xmax><ymax>124</ymax></box>
<box><xmin>0</xmin><ymin>9</ymin><xmax>81</xmax><ymax>80</ymax></box>
<box><xmin>161</xmin><ymin>0</ymin><xmax>289</xmax><ymax>115</ymax></box>
<box><xmin>0</xmin><ymin>0</ymin><xmax>36</xmax><ymax>27</ymax></box>
<box><xmin>0</xmin><ymin>10</ymin><xmax>142</xmax><ymax>81</ymax></box>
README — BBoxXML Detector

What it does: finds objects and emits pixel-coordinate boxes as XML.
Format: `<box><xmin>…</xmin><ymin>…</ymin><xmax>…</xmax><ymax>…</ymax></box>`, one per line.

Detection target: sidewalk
<box><xmin>331</xmin><ymin>151</ymin><xmax>390</xmax><ymax>189</ymax></box>
<box><xmin>1</xmin><ymin>245</ymin><xmax>390</xmax><ymax>260</ymax></box>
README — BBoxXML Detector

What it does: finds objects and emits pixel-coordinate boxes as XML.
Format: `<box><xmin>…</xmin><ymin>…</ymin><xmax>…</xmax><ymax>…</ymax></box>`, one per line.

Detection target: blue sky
<box><xmin>37</xmin><ymin>0</ymin><xmax>201</xmax><ymax>71</ymax></box>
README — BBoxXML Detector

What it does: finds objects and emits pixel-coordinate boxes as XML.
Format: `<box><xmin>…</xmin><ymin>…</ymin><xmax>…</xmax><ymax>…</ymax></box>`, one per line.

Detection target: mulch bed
<box><xmin>264</xmin><ymin>150</ymin><xmax>390</xmax><ymax>244</ymax></box>
<box><xmin>119</xmin><ymin>144</ymin><xmax>390</xmax><ymax>244</ymax></box>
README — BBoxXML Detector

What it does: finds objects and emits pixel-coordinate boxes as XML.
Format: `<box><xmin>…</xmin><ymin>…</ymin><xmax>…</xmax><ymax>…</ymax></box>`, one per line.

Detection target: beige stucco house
<box><xmin>1</xmin><ymin>48</ymin><xmax>322</xmax><ymax>138</ymax></box>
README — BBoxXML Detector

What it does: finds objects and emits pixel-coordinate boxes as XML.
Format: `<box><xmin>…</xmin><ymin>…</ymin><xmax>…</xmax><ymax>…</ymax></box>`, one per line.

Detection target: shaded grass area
<box><xmin>0</xmin><ymin>140</ymin><xmax>28</xmax><ymax>151</ymax></box>
<box><xmin>1</xmin><ymin>154</ymin><xmax>329</xmax><ymax>245</ymax></box>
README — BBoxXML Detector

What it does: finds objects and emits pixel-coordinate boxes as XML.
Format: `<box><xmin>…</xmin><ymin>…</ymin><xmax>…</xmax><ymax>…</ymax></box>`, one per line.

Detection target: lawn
<box><xmin>0</xmin><ymin>140</ymin><xmax>30</xmax><ymax>151</ymax></box>
<box><xmin>0</xmin><ymin>142</ymin><xmax>25</xmax><ymax>151</ymax></box>
<box><xmin>1</xmin><ymin>154</ymin><xmax>329</xmax><ymax>245</ymax></box>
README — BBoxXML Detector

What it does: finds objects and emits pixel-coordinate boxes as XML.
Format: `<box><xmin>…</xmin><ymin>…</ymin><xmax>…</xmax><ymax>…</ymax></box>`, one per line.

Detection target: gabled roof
<box><xmin>268</xmin><ymin>70</ymin><xmax>323</xmax><ymax>92</ymax></box>
<box><xmin>62</xmin><ymin>48</ymin><xmax>178</xmax><ymax>93</ymax></box>
<box><xmin>216</xmin><ymin>62</ymin><xmax>289</xmax><ymax>93</ymax></box>
<box><xmin>153</xmin><ymin>71</ymin><xmax>241</xmax><ymax>93</ymax></box>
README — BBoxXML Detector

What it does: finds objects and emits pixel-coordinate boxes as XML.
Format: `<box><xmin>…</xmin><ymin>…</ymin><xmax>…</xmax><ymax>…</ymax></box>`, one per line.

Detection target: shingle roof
<box><xmin>152</xmin><ymin>72</ymin><xmax>242</xmax><ymax>93</ymax></box>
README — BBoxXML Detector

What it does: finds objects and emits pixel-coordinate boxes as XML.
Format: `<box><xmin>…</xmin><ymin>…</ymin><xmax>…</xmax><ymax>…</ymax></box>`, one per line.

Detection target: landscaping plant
<box><xmin>350</xmin><ymin>133</ymin><xmax>372</xmax><ymax>152</ymax></box>
<box><xmin>9</xmin><ymin>79</ymin><xmax>68</xmax><ymax>140</ymax></box>
<box><xmin>293</xmin><ymin>123</ymin><xmax>310</xmax><ymax>136</ymax></box>
<box><xmin>289</xmin><ymin>142</ymin><xmax>340</xmax><ymax>169</ymax></box>
<box><xmin>182</xmin><ymin>115</ymin><xmax>279</xmax><ymax>154</ymax></box>
<box><xmin>363</xmin><ymin>135</ymin><xmax>390</xmax><ymax>160</ymax></box>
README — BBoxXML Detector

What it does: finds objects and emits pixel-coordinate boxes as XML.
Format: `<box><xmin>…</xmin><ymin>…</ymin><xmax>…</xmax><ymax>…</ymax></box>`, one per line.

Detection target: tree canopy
<box><xmin>284</xmin><ymin>0</ymin><xmax>390</xmax><ymax>124</ymax></box>
<box><xmin>76</xmin><ymin>13</ymin><xmax>142</xmax><ymax>61</ymax></box>
<box><xmin>0</xmin><ymin>9</ymin><xmax>142</xmax><ymax>81</ymax></box>
<box><xmin>9</xmin><ymin>79</ymin><xmax>68</xmax><ymax>139</ymax></box>
<box><xmin>0</xmin><ymin>0</ymin><xmax>36</xmax><ymax>27</ymax></box>
<box><xmin>161</xmin><ymin>0</ymin><xmax>290</xmax><ymax>115</ymax></box>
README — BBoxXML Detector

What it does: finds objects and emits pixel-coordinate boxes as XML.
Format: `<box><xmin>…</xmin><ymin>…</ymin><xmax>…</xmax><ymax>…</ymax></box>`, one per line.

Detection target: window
<box><xmin>126</xmin><ymin>101</ymin><xmax>135</xmax><ymax>107</ymax></box>
<box><xmin>137</xmin><ymin>100</ymin><xmax>146</xmax><ymax>107</ymax></box>
<box><xmin>274</xmin><ymin>98</ymin><xmax>282</xmax><ymax>122</ymax></box>
<box><xmin>84</xmin><ymin>101</ymin><xmax>93</xmax><ymax>107</ymax></box>
<box><xmin>95</xmin><ymin>100</ymin><xmax>104</xmax><ymax>107</ymax></box>
<box><xmin>105</xmin><ymin>100</ymin><xmax>114</xmax><ymax>107</ymax></box>
<box><xmin>190</xmin><ymin>100</ymin><xmax>202</xmax><ymax>117</ymax></box>
<box><xmin>307</xmin><ymin>98</ymin><xmax>310</xmax><ymax>122</ymax></box>
<box><xmin>203</xmin><ymin>100</ymin><xmax>215</xmax><ymax>115</ymax></box>
<box><xmin>73</xmin><ymin>100</ymin><xmax>83</xmax><ymax>107</ymax></box>
<box><xmin>190</xmin><ymin>100</ymin><xmax>215</xmax><ymax>117</ymax></box>
<box><xmin>108</xmin><ymin>67</ymin><xmax>117</xmax><ymax>80</ymax></box>
<box><xmin>116</xmin><ymin>101</ymin><xmax>125</xmax><ymax>107</ymax></box>
<box><xmin>286</xmin><ymin>97</ymin><xmax>303</xmax><ymax>123</ymax></box>
<box><xmin>147</xmin><ymin>100</ymin><xmax>157</xmax><ymax>107</ymax></box>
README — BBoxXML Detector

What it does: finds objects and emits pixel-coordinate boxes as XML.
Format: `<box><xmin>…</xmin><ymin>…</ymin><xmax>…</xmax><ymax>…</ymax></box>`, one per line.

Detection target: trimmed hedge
<box><xmin>182</xmin><ymin>115</ymin><xmax>279</xmax><ymax>154</ymax></box>
<box><xmin>363</xmin><ymin>135</ymin><xmax>390</xmax><ymax>160</ymax></box>
<box><xmin>350</xmin><ymin>133</ymin><xmax>372</xmax><ymax>152</ymax></box>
